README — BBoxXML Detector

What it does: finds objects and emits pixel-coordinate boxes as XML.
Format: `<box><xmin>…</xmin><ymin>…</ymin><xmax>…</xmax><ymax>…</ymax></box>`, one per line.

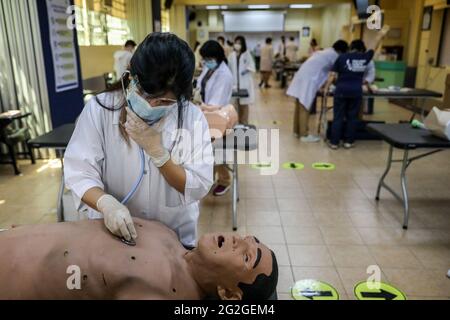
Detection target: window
<box><xmin>161</xmin><ymin>8</ymin><xmax>170</xmax><ymax>32</ymax></box>
<box><xmin>438</xmin><ymin>9</ymin><xmax>450</xmax><ymax>66</ymax></box>
<box><xmin>74</xmin><ymin>0</ymin><xmax>130</xmax><ymax>46</ymax></box>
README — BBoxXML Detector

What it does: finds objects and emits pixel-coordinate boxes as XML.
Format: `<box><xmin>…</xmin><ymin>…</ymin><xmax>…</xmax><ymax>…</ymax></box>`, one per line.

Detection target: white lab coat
<box><xmin>285</xmin><ymin>41</ymin><xmax>299</xmax><ymax>62</ymax></box>
<box><xmin>64</xmin><ymin>92</ymin><xmax>214</xmax><ymax>247</ymax></box>
<box><xmin>278</xmin><ymin>42</ymin><xmax>286</xmax><ymax>58</ymax></box>
<box><xmin>114</xmin><ymin>50</ymin><xmax>133</xmax><ymax>79</ymax></box>
<box><xmin>196</xmin><ymin>61</ymin><xmax>233</xmax><ymax>106</ymax></box>
<box><xmin>287</xmin><ymin>48</ymin><xmax>339</xmax><ymax>110</ymax></box>
<box><xmin>228</xmin><ymin>50</ymin><xmax>256</xmax><ymax>105</ymax></box>
<box><xmin>364</xmin><ymin>61</ymin><xmax>376</xmax><ymax>84</ymax></box>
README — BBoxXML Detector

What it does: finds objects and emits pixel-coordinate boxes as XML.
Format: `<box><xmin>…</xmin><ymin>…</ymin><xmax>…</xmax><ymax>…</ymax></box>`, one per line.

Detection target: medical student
<box><xmin>277</xmin><ymin>35</ymin><xmax>287</xmax><ymax>60</ymax></box>
<box><xmin>113</xmin><ymin>40</ymin><xmax>137</xmax><ymax>80</ymax></box>
<box><xmin>197</xmin><ymin>40</ymin><xmax>234</xmax><ymax>196</ymax></box>
<box><xmin>228</xmin><ymin>35</ymin><xmax>256</xmax><ymax>125</ymax></box>
<box><xmin>308</xmin><ymin>38</ymin><xmax>320</xmax><ymax>57</ymax></box>
<box><xmin>285</xmin><ymin>36</ymin><xmax>298</xmax><ymax>62</ymax></box>
<box><xmin>64</xmin><ymin>33</ymin><xmax>214</xmax><ymax>248</ymax></box>
<box><xmin>325</xmin><ymin>26</ymin><xmax>390</xmax><ymax>150</ymax></box>
<box><xmin>287</xmin><ymin>40</ymin><xmax>349</xmax><ymax>143</ymax></box>
<box><xmin>259</xmin><ymin>38</ymin><xmax>274</xmax><ymax>89</ymax></box>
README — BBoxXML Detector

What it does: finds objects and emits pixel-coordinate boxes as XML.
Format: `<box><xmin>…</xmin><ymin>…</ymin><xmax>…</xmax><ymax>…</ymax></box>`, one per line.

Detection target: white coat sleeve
<box><xmin>206</xmin><ymin>74</ymin><xmax>233</xmax><ymax>106</ymax></box>
<box><xmin>64</xmin><ymin>98</ymin><xmax>105</xmax><ymax>211</ymax></box>
<box><xmin>246</xmin><ymin>52</ymin><xmax>256</xmax><ymax>73</ymax></box>
<box><xmin>181</xmin><ymin>109</ymin><xmax>214</xmax><ymax>205</ymax></box>
<box><xmin>364</xmin><ymin>61</ymin><xmax>376</xmax><ymax>84</ymax></box>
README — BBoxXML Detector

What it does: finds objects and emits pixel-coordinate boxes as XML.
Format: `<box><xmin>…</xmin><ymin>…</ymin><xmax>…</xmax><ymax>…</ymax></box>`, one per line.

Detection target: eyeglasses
<box><xmin>134</xmin><ymin>79</ymin><xmax>178</xmax><ymax>107</ymax></box>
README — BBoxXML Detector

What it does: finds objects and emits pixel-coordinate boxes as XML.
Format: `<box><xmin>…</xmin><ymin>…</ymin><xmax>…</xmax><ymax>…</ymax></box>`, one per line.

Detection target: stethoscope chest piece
<box><xmin>121</xmin><ymin>238</ymin><xmax>137</xmax><ymax>247</ymax></box>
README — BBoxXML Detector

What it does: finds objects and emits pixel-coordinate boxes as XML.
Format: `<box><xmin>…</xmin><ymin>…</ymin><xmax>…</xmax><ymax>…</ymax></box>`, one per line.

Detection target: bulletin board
<box><xmin>46</xmin><ymin>0</ymin><xmax>79</xmax><ymax>92</ymax></box>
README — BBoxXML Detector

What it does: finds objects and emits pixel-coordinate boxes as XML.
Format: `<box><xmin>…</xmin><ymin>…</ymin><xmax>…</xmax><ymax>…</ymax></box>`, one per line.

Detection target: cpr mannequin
<box><xmin>424</xmin><ymin>107</ymin><xmax>450</xmax><ymax>141</ymax></box>
<box><xmin>200</xmin><ymin>104</ymin><xmax>238</xmax><ymax>139</ymax></box>
<box><xmin>0</xmin><ymin>218</ymin><xmax>278</xmax><ymax>300</ymax></box>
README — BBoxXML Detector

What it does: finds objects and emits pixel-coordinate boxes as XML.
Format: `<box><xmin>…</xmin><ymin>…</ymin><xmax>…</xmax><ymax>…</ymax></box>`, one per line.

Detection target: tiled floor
<box><xmin>1</xmin><ymin>79</ymin><xmax>449</xmax><ymax>300</ymax></box>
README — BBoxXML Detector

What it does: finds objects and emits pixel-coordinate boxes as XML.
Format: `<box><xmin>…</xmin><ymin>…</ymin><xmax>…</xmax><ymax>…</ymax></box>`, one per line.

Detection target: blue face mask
<box><xmin>204</xmin><ymin>60</ymin><xmax>218</xmax><ymax>70</ymax></box>
<box><xmin>125</xmin><ymin>79</ymin><xmax>176</xmax><ymax>126</ymax></box>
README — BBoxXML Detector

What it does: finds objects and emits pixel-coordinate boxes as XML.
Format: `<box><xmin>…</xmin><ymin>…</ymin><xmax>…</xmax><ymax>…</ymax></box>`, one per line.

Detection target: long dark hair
<box><xmin>199</xmin><ymin>40</ymin><xmax>228</xmax><ymax>65</ymax></box>
<box><xmin>234</xmin><ymin>35</ymin><xmax>247</xmax><ymax>53</ymax></box>
<box><xmin>96</xmin><ymin>32</ymin><xmax>195</xmax><ymax>142</ymax></box>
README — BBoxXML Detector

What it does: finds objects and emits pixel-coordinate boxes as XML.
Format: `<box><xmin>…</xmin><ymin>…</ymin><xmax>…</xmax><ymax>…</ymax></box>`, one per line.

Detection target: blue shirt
<box><xmin>332</xmin><ymin>50</ymin><xmax>374</xmax><ymax>97</ymax></box>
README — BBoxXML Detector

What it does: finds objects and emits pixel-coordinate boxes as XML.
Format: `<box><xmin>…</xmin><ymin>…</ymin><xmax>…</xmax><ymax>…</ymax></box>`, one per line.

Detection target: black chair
<box><xmin>0</xmin><ymin>113</ymin><xmax>35</xmax><ymax>175</ymax></box>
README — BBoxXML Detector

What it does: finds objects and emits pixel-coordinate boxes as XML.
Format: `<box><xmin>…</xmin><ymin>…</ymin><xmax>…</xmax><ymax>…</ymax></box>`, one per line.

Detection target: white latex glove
<box><xmin>97</xmin><ymin>194</ymin><xmax>137</xmax><ymax>241</ymax></box>
<box><xmin>124</xmin><ymin>107</ymin><xmax>171</xmax><ymax>168</ymax></box>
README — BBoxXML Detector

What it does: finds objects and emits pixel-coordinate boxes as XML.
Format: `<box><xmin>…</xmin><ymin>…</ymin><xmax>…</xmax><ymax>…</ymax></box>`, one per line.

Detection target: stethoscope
<box><xmin>119</xmin><ymin>71</ymin><xmax>180</xmax><ymax>206</ymax></box>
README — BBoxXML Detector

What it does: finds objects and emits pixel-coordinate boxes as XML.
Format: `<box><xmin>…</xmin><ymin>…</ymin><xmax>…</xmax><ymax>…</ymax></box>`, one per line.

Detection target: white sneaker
<box><xmin>343</xmin><ymin>143</ymin><xmax>354</xmax><ymax>149</ymax></box>
<box><xmin>300</xmin><ymin>135</ymin><xmax>321</xmax><ymax>143</ymax></box>
<box><xmin>327</xmin><ymin>141</ymin><xmax>339</xmax><ymax>150</ymax></box>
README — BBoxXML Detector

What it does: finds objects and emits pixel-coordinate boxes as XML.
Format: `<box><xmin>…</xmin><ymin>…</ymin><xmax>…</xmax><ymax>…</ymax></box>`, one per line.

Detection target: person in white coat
<box><xmin>64</xmin><ymin>33</ymin><xmax>214</xmax><ymax>248</ymax></box>
<box><xmin>287</xmin><ymin>40</ymin><xmax>349</xmax><ymax>143</ymax></box>
<box><xmin>228</xmin><ymin>35</ymin><xmax>256</xmax><ymax>125</ymax></box>
<box><xmin>196</xmin><ymin>40</ymin><xmax>234</xmax><ymax>197</ymax></box>
<box><xmin>285</xmin><ymin>36</ymin><xmax>298</xmax><ymax>62</ymax></box>
<box><xmin>113</xmin><ymin>40</ymin><xmax>137</xmax><ymax>80</ymax></box>
<box><xmin>361</xmin><ymin>60</ymin><xmax>377</xmax><ymax>118</ymax></box>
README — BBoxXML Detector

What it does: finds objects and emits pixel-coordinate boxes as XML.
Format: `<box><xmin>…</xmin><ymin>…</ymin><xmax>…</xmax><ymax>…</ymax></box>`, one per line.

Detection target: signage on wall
<box><xmin>302</xmin><ymin>27</ymin><xmax>311</xmax><ymax>38</ymax></box>
<box><xmin>46</xmin><ymin>0</ymin><xmax>79</xmax><ymax>93</ymax></box>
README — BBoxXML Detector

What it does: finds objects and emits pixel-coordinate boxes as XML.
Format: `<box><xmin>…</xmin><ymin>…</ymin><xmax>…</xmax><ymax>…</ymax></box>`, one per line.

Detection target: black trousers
<box><xmin>331</xmin><ymin>96</ymin><xmax>362</xmax><ymax>145</ymax></box>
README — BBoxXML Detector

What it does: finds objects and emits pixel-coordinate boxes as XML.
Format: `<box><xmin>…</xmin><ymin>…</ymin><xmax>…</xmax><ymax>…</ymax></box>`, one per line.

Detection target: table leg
<box><xmin>232</xmin><ymin>150</ymin><xmax>238</xmax><ymax>231</ymax></box>
<box><xmin>376</xmin><ymin>145</ymin><xmax>393</xmax><ymax>201</ymax></box>
<box><xmin>5</xmin><ymin>142</ymin><xmax>21</xmax><ymax>175</ymax></box>
<box><xmin>56</xmin><ymin>153</ymin><xmax>65</xmax><ymax>222</ymax></box>
<box><xmin>400</xmin><ymin>150</ymin><xmax>410</xmax><ymax>230</ymax></box>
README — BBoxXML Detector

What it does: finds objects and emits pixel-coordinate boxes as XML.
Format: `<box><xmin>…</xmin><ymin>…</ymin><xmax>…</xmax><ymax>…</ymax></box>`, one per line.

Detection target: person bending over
<box><xmin>0</xmin><ymin>218</ymin><xmax>278</xmax><ymax>300</ymax></box>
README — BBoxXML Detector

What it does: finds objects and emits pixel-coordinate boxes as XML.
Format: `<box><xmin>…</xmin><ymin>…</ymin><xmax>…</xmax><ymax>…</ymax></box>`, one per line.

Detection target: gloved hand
<box><xmin>241</xmin><ymin>69</ymin><xmax>250</xmax><ymax>76</ymax></box>
<box><xmin>97</xmin><ymin>194</ymin><xmax>137</xmax><ymax>241</ymax></box>
<box><xmin>124</xmin><ymin>107</ymin><xmax>171</xmax><ymax>168</ymax></box>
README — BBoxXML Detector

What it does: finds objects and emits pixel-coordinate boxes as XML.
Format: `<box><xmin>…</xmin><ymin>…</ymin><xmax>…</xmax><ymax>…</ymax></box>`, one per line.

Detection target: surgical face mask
<box><xmin>125</xmin><ymin>79</ymin><xmax>177</xmax><ymax>126</ymax></box>
<box><xmin>204</xmin><ymin>59</ymin><xmax>218</xmax><ymax>70</ymax></box>
<box><xmin>234</xmin><ymin>43</ymin><xmax>242</xmax><ymax>52</ymax></box>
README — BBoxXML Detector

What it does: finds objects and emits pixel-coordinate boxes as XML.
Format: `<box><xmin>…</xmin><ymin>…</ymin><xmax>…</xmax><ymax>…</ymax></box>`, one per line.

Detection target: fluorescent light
<box><xmin>220</xmin><ymin>5</ymin><xmax>228</xmax><ymax>9</ymax></box>
<box><xmin>290</xmin><ymin>4</ymin><xmax>313</xmax><ymax>9</ymax></box>
<box><xmin>206</xmin><ymin>5</ymin><xmax>220</xmax><ymax>10</ymax></box>
<box><xmin>248</xmin><ymin>5</ymin><xmax>270</xmax><ymax>9</ymax></box>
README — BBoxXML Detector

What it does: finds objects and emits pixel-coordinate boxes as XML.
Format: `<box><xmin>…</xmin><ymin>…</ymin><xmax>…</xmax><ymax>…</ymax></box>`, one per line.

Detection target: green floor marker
<box><xmin>312</xmin><ymin>162</ymin><xmax>336</xmax><ymax>171</ymax></box>
<box><xmin>282</xmin><ymin>162</ymin><xmax>305</xmax><ymax>170</ymax></box>
<box><xmin>291</xmin><ymin>279</ymin><xmax>339</xmax><ymax>300</ymax></box>
<box><xmin>354</xmin><ymin>281</ymin><xmax>406</xmax><ymax>300</ymax></box>
<box><xmin>251</xmin><ymin>163</ymin><xmax>272</xmax><ymax>170</ymax></box>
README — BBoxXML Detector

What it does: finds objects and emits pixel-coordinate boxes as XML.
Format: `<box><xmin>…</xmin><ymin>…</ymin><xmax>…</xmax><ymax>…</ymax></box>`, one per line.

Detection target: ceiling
<box><xmin>174</xmin><ymin>0</ymin><xmax>351</xmax><ymax>7</ymax></box>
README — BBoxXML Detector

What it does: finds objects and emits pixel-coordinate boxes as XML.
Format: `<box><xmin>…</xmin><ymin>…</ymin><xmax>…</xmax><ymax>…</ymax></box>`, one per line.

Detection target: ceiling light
<box><xmin>248</xmin><ymin>5</ymin><xmax>270</xmax><ymax>9</ymax></box>
<box><xmin>206</xmin><ymin>5</ymin><xmax>220</xmax><ymax>10</ymax></box>
<box><xmin>220</xmin><ymin>5</ymin><xmax>228</xmax><ymax>9</ymax></box>
<box><xmin>290</xmin><ymin>4</ymin><xmax>313</xmax><ymax>9</ymax></box>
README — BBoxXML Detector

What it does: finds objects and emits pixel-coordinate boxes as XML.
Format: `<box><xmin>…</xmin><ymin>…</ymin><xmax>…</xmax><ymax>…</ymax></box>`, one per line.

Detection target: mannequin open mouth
<box><xmin>217</xmin><ymin>235</ymin><xmax>225</xmax><ymax>248</ymax></box>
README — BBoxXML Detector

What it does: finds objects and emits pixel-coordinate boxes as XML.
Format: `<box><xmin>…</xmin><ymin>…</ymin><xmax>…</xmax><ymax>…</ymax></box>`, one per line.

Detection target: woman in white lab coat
<box><xmin>64</xmin><ymin>33</ymin><xmax>214</xmax><ymax>248</ymax></box>
<box><xmin>196</xmin><ymin>40</ymin><xmax>234</xmax><ymax>197</ymax></box>
<box><xmin>228</xmin><ymin>35</ymin><xmax>256</xmax><ymax>125</ymax></box>
<box><xmin>287</xmin><ymin>40</ymin><xmax>349</xmax><ymax>142</ymax></box>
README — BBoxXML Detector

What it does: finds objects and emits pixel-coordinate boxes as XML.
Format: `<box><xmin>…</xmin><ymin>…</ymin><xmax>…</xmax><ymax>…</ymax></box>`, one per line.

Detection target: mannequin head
<box><xmin>187</xmin><ymin>233</ymin><xmax>278</xmax><ymax>300</ymax></box>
